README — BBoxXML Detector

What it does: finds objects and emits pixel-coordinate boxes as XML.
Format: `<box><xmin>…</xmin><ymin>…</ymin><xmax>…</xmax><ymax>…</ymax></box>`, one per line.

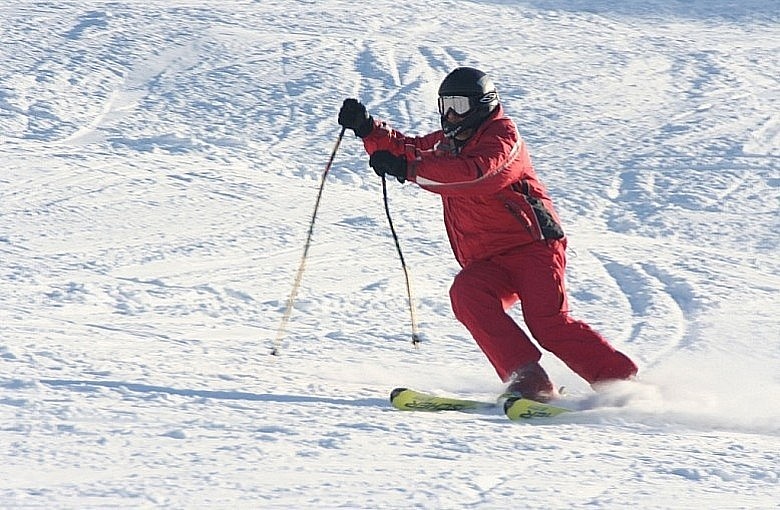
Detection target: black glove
<box><xmin>369</xmin><ymin>150</ymin><xmax>407</xmax><ymax>183</ymax></box>
<box><xmin>338</xmin><ymin>98</ymin><xmax>374</xmax><ymax>138</ymax></box>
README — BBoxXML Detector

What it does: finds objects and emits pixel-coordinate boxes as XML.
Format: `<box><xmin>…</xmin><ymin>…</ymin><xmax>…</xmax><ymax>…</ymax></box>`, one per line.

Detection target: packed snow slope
<box><xmin>1</xmin><ymin>0</ymin><xmax>778</xmax><ymax>508</ymax></box>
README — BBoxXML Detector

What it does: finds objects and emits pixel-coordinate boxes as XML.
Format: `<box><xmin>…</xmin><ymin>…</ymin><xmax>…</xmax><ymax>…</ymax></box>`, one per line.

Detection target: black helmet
<box><xmin>437</xmin><ymin>67</ymin><xmax>500</xmax><ymax>138</ymax></box>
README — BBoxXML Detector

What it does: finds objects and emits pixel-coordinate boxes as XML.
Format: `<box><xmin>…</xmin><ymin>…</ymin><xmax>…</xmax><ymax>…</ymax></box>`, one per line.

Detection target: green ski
<box><xmin>390</xmin><ymin>387</ymin><xmax>573</xmax><ymax>420</ymax></box>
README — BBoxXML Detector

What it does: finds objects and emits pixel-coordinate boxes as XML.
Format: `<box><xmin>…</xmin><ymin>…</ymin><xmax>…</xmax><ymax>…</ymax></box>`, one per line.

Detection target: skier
<box><xmin>338</xmin><ymin>67</ymin><xmax>637</xmax><ymax>402</ymax></box>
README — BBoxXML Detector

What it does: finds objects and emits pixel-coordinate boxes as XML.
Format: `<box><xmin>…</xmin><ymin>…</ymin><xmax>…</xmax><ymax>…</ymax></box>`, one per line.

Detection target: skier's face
<box><xmin>445</xmin><ymin>109</ymin><xmax>466</xmax><ymax>124</ymax></box>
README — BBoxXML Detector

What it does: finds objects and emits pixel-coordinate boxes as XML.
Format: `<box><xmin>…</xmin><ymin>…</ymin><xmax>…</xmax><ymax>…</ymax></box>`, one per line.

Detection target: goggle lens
<box><xmin>438</xmin><ymin>95</ymin><xmax>472</xmax><ymax>116</ymax></box>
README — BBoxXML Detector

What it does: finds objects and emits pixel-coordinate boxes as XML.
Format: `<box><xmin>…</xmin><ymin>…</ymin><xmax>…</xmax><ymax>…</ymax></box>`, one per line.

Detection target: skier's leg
<box><xmin>508</xmin><ymin>240</ymin><xmax>638</xmax><ymax>384</ymax></box>
<box><xmin>449</xmin><ymin>261</ymin><xmax>541</xmax><ymax>381</ymax></box>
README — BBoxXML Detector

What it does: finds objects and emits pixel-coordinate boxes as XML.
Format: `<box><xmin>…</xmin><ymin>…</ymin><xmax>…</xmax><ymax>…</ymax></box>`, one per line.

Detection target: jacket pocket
<box><xmin>525</xmin><ymin>196</ymin><xmax>564</xmax><ymax>240</ymax></box>
<box><xmin>504</xmin><ymin>201</ymin><xmax>539</xmax><ymax>239</ymax></box>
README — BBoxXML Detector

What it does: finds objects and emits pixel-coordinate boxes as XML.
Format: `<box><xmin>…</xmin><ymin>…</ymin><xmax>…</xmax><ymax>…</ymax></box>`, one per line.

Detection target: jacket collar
<box><xmin>454</xmin><ymin>104</ymin><xmax>505</xmax><ymax>149</ymax></box>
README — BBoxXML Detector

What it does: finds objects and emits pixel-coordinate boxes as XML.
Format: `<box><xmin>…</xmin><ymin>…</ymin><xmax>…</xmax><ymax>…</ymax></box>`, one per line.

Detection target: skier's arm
<box><xmin>409</xmin><ymin>120</ymin><xmax>532</xmax><ymax>197</ymax></box>
<box><xmin>361</xmin><ymin>120</ymin><xmax>441</xmax><ymax>156</ymax></box>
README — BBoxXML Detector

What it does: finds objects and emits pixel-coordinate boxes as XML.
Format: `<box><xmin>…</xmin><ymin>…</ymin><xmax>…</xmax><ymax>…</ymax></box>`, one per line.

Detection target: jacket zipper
<box><xmin>504</xmin><ymin>201</ymin><xmax>543</xmax><ymax>240</ymax></box>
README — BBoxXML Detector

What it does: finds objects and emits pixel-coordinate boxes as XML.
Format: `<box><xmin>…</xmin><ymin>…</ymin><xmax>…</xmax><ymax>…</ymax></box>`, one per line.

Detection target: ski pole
<box><xmin>381</xmin><ymin>174</ymin><xmax>421</xmax><ymax>348</ymax></box>
<box><xmin>271</xmin><ymin>126</ymin><xmax>346</xmax><ymax>356</ymax></box>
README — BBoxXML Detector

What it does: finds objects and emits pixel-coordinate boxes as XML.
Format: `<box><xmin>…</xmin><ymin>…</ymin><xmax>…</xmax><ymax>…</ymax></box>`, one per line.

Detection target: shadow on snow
<box><xmin>40</xmin><ymin>378</ymin><xmax>386</xmax><ymax>408</ymax></box>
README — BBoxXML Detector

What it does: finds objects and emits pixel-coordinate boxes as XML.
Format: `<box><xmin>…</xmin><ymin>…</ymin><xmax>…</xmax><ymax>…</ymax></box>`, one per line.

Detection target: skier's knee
<box><xmin>449</xmin><ymin>275</ymin><xmax>469</xmax><ymax>318</ymax></box>
<box><xmin>524</xmin><ymin>313</ymin><xmax>568</xmax><ymax>345</ymax></box>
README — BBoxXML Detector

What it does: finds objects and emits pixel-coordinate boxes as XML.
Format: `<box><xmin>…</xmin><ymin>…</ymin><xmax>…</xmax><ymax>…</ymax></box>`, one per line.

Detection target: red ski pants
<box><xmin>449</xmin><ymin>239</ymin><xmax>637</xmax><ymax>384</ymax></box>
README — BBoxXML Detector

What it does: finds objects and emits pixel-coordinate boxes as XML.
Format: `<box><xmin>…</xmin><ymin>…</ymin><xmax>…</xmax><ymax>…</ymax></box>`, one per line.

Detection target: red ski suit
<box><xmin>362</xmin><ymin>105</ymin><xmax>637</xmax><ymax>384</ymax></box>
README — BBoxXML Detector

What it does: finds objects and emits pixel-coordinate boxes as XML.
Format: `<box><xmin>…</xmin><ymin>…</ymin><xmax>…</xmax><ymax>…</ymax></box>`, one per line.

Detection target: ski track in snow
<box><xmin>1</xmin><ymin>0</ymin><xmax>779</xmax><ymax>508</ymax></box>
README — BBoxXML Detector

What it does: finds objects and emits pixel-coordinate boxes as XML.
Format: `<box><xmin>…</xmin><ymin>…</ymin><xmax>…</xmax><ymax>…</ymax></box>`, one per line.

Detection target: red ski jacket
<box><xmin>362</xmin><ymin>105</ymin><xmax>564</xmax><ymax>268</ymax></box>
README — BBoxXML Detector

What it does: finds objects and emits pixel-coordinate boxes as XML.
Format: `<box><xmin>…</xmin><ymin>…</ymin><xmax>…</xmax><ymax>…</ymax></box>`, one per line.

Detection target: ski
<box><xmin>390</xmin><ymin>387</ymin><xmax>573</xmax><ymax>420</ymax></box>
<box><xmin>503</xmin><ymin>396</ymin><xmax>571</xmax><ymax>420</ymax></box>
<box><xmin>390</xmin><ymin>387</ymin><xmax>496</xmax><ymax>412</ymax></box>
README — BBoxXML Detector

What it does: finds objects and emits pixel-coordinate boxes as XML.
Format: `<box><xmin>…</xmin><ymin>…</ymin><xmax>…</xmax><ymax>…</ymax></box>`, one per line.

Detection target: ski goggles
<box><xmin>438</xmin><ymin>95</ymin><xmax>473</xmax><ymax>116</ymax></box>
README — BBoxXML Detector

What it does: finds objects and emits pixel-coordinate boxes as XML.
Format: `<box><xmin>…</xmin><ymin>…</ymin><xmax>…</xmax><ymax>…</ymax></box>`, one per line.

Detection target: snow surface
<box><xmin>1</xmin><ymin>0</ymin><xmax>779</xmax><ymax>508</ymax></box>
